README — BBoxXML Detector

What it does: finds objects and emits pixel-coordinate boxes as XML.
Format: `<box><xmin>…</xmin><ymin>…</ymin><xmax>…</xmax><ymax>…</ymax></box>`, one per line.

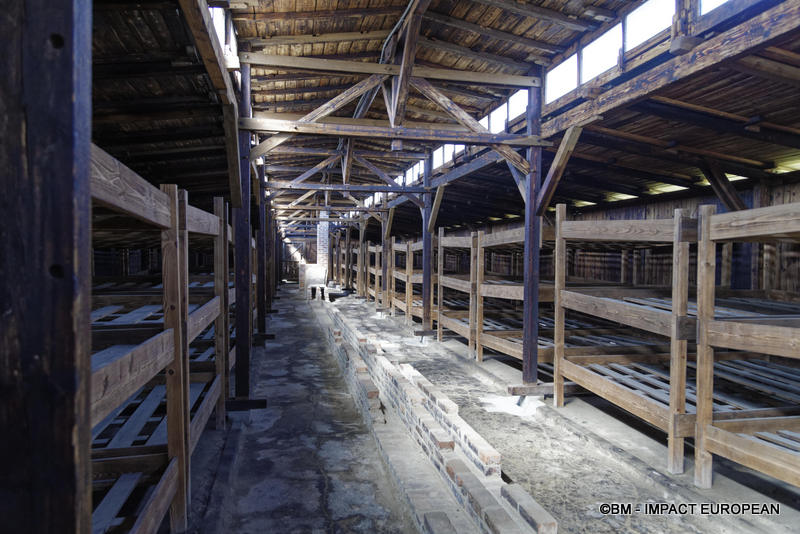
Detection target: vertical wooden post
<box><xmin>214</xmin><ymin>198</ymin><xmax>229</xmax><ymax>429</ymax></box>
<box><xmin>694</xmin><ymin>204</ymin><xmax>716</xmax><ymax>488</ymax></box>
<box><xmin>1</xmin><ymin>0</ymin><xmax>91</xmax><ymax>528</ymax></box>
<box><xmin>468</xmin><ymin>232</ymin><xmax>479</xmax><ymax>355</ymax></box>
<box><xmin>381</xmin><ymin>232</ymin><xmax>389</xmax><ymax>307</ymax></box>
<box><xmin>422</xmin><ymin>152</ymin><xmax>433</xmax><ymax>330</ymax></box>
<box><xmin>522</xmin><ymin>72</ymin><xmax>543</xmax><ymax>384</ymax></box>
<box><xmin>720</xmin><ymin>242</ymin><xmax>733</xmax><ymax>289</ymax></box>
<box><xmin>375</xmin><ymin>241</ymin><xmax>382</xmax><ymax>308</ymax></box>
<box><xmin>345</xmin><ymin>226</ymin><xmax>352</xmax><ymax>289</ymax></box>
<box><xmin>437</xmin><ymin>227</ymin><xmax>445</xmax><ymax>341</ymax></box>
<box><xmin>177</xmin><ymin>190</ymin><xmax>191</xmax><ymax>467</ymax></box>
<box><xmin>554</xmin><ymin>204</ymin><xmax>567</xmax><ymax>407</ymax></box>
<box><xmin>620</xmin><ymin>249</ymin><xmax>630</xmax><ymax>284</ymax></box>
<box><xmin>406</xmin><ymin>241</ymin><xmax>413</xmax><ymax>324</ymax></box>
<box><xmin>389</xmin><ymin>237</ymin><xmax>397</xmax><ymax>314</ymax></box>
<box><xmin>265</xmin><ymin>196</ymin><xmax>273</xmax><ymax>310</ymax></box>
<box><xmin>256</xmin><ymin>166</ymin><xmax>267</xmax><ymax>334</ymax></box>
<box><xmin>161</xmin><ymin>185</ymin><xmax>189</xmax><ymax>529</ymax></box>
<box><xmin>668</xmin><ymin>208</ymin><xmax>689</xmax><ymax>474</ymax></box>
<box><xmin>476</xmin><ymin>231</ymin><xmax>485</xmax><ymax>362</ymax></box>
<box><xmin>234</xmin><ymin>56</ymin><xmax>252</xmax><ymax>398</ymax></box>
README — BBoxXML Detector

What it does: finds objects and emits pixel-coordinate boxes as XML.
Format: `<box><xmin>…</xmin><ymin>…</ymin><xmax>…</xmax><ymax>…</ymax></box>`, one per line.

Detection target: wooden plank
<box><xmin>476</xmin><ymin>232</ymin><xmax>485</xmax><ymax>361</ymax></box>
<box><xmin>90</xmin><ymin>332</ymin><xmax>174</xmax><ymax>427</ymax></box>
<box><xmin>184</xmin><ymin>205</ymin><xmax>220</xmax><ymax>236</ymax></box>
<box><xmin>668</xmin><ymin>208</ymin><xmax>690</xmax><ymax>474</ymax></box>
<box><xmin>214</xmin><ymin>197</ymin><xmax>229</xmax><ymax>422</ymax></box>
<box><xmin>710</xmin><ymin>202</ymin><xmax>800</xmax><ymax>241</ymax></box>
<box><xmin>222</xmin><ymin>104</ymin><xmax>242</xmax><ymax>208</ymax></box>
<box><xmin>244</xmin><ymin>30</ymin><xmax>391</xmax><ymax>47</ymax></box>
<box><xmin>190</xmin><ymin>376</ymin><xmax>222</xmax><ymax>454</ymax></box>
<box><xmin>239</xmin><ymin>52</ymin><xmax>541</xmax><ymax>87</ymax></box>
<box><xmin>187</xmin><ymin>297</ymin><xmax>221</xmax><ymax>343</ymax></box>
<box><xmin>561</xmin><ymin>218</ymin><xmax>696</xmax><ymax>242</ymax></box>
<box><xmin>468</xmin><ymin>0</ymin><xmax>594</xmax><ymax>32</ymax></box>
<box><xmin>92</xmin><ymin>473</ymin><xmax>142</xmax><ymax>534</ymax></box>
<box><xmin>704</xmin><ymin>425</ymin><xmax>800</xmax><ymax>487</ymax></box>
<box><xmin>707</xmin><ymin>320</ymin><xmax>800</xmax><ymax>358</ymax></box>
<box><xmin>129</xmin><ymin>458</ymin><xmax>179</xmax><ymax>534</ymax></box>
<box><xmin>542</xmin><ymin>1</ymin><xmax>800</xmax><ymax>136</ymax></box>
<box><xmin>702</xmin><ymin>161</ymin><xmax>747</xmax><ymax>212</ymax></box>
<box><xmin>714</xmin><ymin>416</ymin><xmax>800</xmax><ymax>433</ymax></box>
<box><xmin>554</xmin><ymin>204</ymin><xmax>567</xmax><ymax>407</ymax></box>
<box><xmin>90</xmin><ymin>144</ymin><xmax>171</xmax><ymax>228</ymax></box>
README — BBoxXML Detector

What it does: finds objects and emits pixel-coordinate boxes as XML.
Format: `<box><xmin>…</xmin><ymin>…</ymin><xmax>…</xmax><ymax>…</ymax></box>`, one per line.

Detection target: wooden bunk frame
<box><xmin>436</xmin><ymin>229</ymin><xmax>478</xmax><ymax>351</ymax></box>
<box><xmin>553</xmin><ymin>204</ymin><xmax>698</xmax><ymax>474</ymax></box>
<box><xmin>89</xmin><ymin>145</ymin><xmax>231</xmax><ymax>532</ymax></box>
<box><xmin>389</xmin><ymin>238</ymin><xmax>436</xmax><ymax>325</ymax></box>
<box><xmin>695</xmin><ymin>203</ymin><xmax>800</xmax><ymax>489</ymax></box>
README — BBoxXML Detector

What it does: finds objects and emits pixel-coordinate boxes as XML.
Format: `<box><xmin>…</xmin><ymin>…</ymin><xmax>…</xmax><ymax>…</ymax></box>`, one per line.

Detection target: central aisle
<box><xmin>211</xmin><ymin>287</ymin><xmax>414</xmax><ymax>533</ymax></box>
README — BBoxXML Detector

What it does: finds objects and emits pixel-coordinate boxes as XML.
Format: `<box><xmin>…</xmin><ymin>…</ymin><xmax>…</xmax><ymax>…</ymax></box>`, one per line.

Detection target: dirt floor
<box><xmin>327</xmin><ymin>294</ymin><xmax>800</xmax><ymax>534</ymax></box>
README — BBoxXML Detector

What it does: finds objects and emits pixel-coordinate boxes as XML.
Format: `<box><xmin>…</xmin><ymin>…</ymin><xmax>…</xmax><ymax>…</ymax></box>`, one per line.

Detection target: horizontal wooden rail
<box><xmin>707</xmin><ymin>319</ymin><xmax>800</xmax><ymax>358</ymax></box>
<box><xmin>561</xmin><ymin>218</ymin><xmax>696</xmax><ymax>243</ymax></box>
<box><xmin>710</xmin><ymin>203</ymin><xmax>800</xmax><ymax>241</ymax></box>
<box><xmin>185</xmin><ymin>204</ymin><xmax>220</xmax><ymax>236</ymax></box>
<box><xmin>129</xmin><ymin>458</ymin><xmax>179</xmax><ymax>534</ymax></box>
<box><xmin>90</xmin><ymin>144</ymin><xmax>171</xmax><ymax>229</ymax></box>
<box><xmin>91</xmin><ymin>329</ymin><xmax>174</xmax><ymax>427</ymax></box>
<box><xmin>187</xmin><ymin>296</ymin><xmax>221</xmax><ymax>343</ymax></box>
<box><xmin>190</xmin><ymin>376</ymin><xmax>222</xmax><ymax>454</ymax></box>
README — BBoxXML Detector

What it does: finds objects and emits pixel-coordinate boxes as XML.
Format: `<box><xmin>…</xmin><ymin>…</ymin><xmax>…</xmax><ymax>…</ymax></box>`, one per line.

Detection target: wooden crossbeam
<box><xmin>735</xmin><ymin>54</ymin><xmax>800</xmax><ymax>87</ymax></box>
<box><xmin>536</xmin><ymin>126</ymin><xmax>582</xmax><ymax>215</ymax></box>
<box><xmin>428</xmin><ymin>185</ymin><xmax>445</xmax><ymax>233</ymax></box>
<box><xmin>240</xmin><ymin>117</ymin><xmax>548</xmax><ymax>146</ymax></box>
<box><xmin>419</xmin><ymin>37</ymin><xmax>533</xmax><ymax>70</ymax></box>
<box><xmin>702</xmin><ymin>160</ymin><xmax>747</xmax><ymax>211</ymax></box>
<box><xmin>289</xmin><ymin>155</ymin><xmax>342</xmax><ymax>184</ymax></box>
<box><xmin>239</xmin><ymin>52</ymin><xmax>541</xmax><ymax>87</ymax></box>
<box><xmin>342</xmin><ymin>139</ymin><xmax>354</xmax><ymax>184</ymax></box>
<box><xmin>231</xmin><ymin>7</ymin><xmax>403</xmax><ymax>21</ymax></box>
<box><xmin>469</xmin><ymin>0</ymin><xmax>596</xmax><ymax>32</ymax></box>
<box><xmin>353</xmin><ymin>154</ymin><xmax>424</xmax><ymax>208</ymax></box>
<box><xmin>252</xmin><ymin>111</ymin><xmax>468</xmax><ymax>131</ymax></box>
<box><xmin>392</xmin><ymin>0</ymin><xmax>432</xmax><ymax>126</ymax></box>
<box><xmin>243</xmin><ymin>29</ymin><xmax>391</xmax><ymax>47</ymax></box>
<box><xmin>410</xmin><ymin>77</ymin><xmax>531</xmax><ymax>174</ymax></box>
<box><xmin>249</xmin><ymin>74</ymin><xmax>388</xmax><ymax>161</ymax></box>
<box><xmin>266</xmin><ymin>181</ymin><xmax>427</xmax><ymax>193</ymax></box>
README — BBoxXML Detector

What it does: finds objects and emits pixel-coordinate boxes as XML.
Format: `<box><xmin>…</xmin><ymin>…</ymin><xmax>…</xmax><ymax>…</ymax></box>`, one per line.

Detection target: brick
<box><xmin>464</xmin><ymin>482</ymin><xmax>499</xmax><ymax>518</ymax></box>
<box><xmin>483</xmin><ymin>506</ymin><xmax>524</xmax><ymax>534</ymax></box>
<box><xmin>431</xmin><ymin>428</ymin><xmax>455</xmax><ymax>450</ymax></box>
<box><xmin>501</xmin><ymin>484</ymin><xmax>557</xmax><ymax>534</ymax></box>
<box><xmin>445</xmin><ymin>458</ymin><xmax>468</xmax><ymax>483</ymax></box>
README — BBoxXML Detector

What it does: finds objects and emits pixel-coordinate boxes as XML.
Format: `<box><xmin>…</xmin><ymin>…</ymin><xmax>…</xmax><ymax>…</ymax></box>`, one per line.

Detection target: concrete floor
<box><xmin>197</xmin><ymin>289</ymin><xmax>414</xmax><ymax>534</ymax></box>
<box><xmin>325</xmin><ymin>294</ymin><xmax>800</xmax><ymax>534</ymax></box>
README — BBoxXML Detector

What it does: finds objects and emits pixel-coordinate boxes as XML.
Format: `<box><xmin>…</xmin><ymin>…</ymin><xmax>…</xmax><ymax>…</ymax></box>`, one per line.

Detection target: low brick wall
<box><xmin>325</xmin><ymin>305</ymin><xmax>557</xmax><ymax>534</ymax></box>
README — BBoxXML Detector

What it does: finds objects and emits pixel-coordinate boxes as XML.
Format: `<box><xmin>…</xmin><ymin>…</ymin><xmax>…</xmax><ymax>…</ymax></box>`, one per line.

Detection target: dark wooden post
<box><xmin>382</xmin><ymin>221</ymin><xmax>389</xmax><ymax>306</ymax></box>
<box><xmin>214</xmin><ymin>197</ymin><xmax>229</xmax><ymax>428</ymax></box>
<box><xmin>422</xmin><ymin>152</ymin><xmax>433</xmax><ymax>330</ymax></box>
<box><xmin>522</xmin><ymin>72</ymin><xmax>543</xmax><ymax>384</ymax></box>
<box><xmin>256</xmin><ymin>165</ymin><xmax>267</xmax><ymax>334</ymax></box>
<box><xmin>1</xmin><ymin>1</ymin><xmax>91</xmax><ymax>530</ymax></box>
<box><xmin>345</xmin><ymin>225</ymin><xmax>352</xmax><ymax>288</ymax></box>
<box><xmin>234</xmin><ymin>57</ymin><xmax>252</xmax><ymax>397</ymax></box>
<box><xmin>265</xmin><ymin>194</ymin><xmax>273</xmax><ymax>310</ymax></box>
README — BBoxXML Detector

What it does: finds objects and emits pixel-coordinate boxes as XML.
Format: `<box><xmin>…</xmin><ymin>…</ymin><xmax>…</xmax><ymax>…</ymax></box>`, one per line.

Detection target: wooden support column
<box><xmin>668</xmin><ymin>208</ymin><xmax>690</xmax><ymax>474</ymax></box>
<box><xmin>390</xmin><ymin>237</ymin><xmax>397</xmax><ymax>315</ymax></box>
<box><xmin>161</xmin><ymin>185</ymin><xmax>189</xmax><ymax>529</ymax></box>
<box><xmin>2</xmin><ymin>0</ymin><xmax>91</xmax><ymax>528</ymax></box>
<box><xmin>256</xmin><ymin>166</ymin><xmax>267</xmax><ymax>334</ymax></box>
<box><xmin>422</xmin><ymin>152</ymin><xmax>433</xmax><ymax>330</ymax></box>
<box><xmin>345</xmin><ymin>226</ymin><xmax>352</xmax><ymax>289</ymax></box>
<box><xmin>234</xmin><ymin>57</ymin><xmax>252</xmax><ymax>398</ymax></box>
<box><xmin>406</xmin><ymin>241</ymin><xmax>413</xmax><ymax>325</ymax></box>
<box><xmin>554</xmin><ymin>205</ymin><xmax>567</xmax><ymax>407</ymax></box>
<box><xmin>694</xmin><ymin>204</ymin><xmax>717</xmax><ymax>489</ymax></box>
<box><xmin>469</xmin><ymin>232</ymin><xmax>479</xmax><ymax>354</ymax></box>
<box><xmin>476</xmin><ymin>231</ymin><xmax>485</xmax><ymax>362</ymax></box>
<box><xmin>265</xmin><ymin>195</ymin><xmax>274</xmax><ymax>309</ymax></box>
<box><xmin>381</xmin><ymin>228</ymin><xmax>390</xmax><ymax>307</ymax></box>
<box><xmin>670</xmin><ymin>0</ymin><xmax>701</xmax><ymax>55</ymax></box>
<box><xmin>437</xmin><ymin>227</ymin><xmax>445</xmax><ymax>341</ymax></box>
<box><xmin>214</xmin><ymin>198</ymin><xmax>229</xmax><ymax>429</ymax></box>
<box><xmin>522</xmin><ymin>73</ymin><xmax>543</xmax><ymax>384</ymax></box>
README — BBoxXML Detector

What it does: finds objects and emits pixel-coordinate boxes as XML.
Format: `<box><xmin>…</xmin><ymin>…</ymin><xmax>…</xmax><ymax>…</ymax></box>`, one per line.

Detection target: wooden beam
<box><xmin>393</xmin><ymin>0</ymin><xmax>432</xmax><ymax>126</ymax></box>
<box><xmin>342</xmin><ymin>139</ymin><xmax>354</xmax><ymax>184</ymax></box>
<box><xmin>411</xmin><ymin>77</ymin><xmax>530</xmax><ymax>175</ymax></box>
<box><xmin>352</xmin><ymin>154</ymin><xmax>425</xmax><ymax>208</ymax></box>
<box><xmin>419</xmin><ymin>37</ymin><xmax>531</xmax><ymax>71</ymax></box>
<box><xmin>701</xmin><ymin>160</ymin><xmax>747</xmax><ymax>211</ymax></box>
<box><xmin>536</xmin><ymin>126</ymin><xmax>582</xmax><ymax>215</ymax></box>
<box><xmin>289</xmin><ymin>155</ymin><xmax>342</xmax><ymax>185</ymax></box>
<box><xmin>2</xmin><ymin>0</ymin><xmax>92</xmax><ymax>528</ymax></box>
<box><xmin>266</xmin><ymin>181</ymin><xmax>426</xmax><ymax>193</ymax></box>
<box><xmin>239</xmin><ymin>52</ymin><xmax>541</xmax><ymax>87</ymax></box>
<box><xmin>241</xmin><ymin>117</ymin><xmax>549</xmax><ymax>146</ymax></box>
<box><xmin>253</xmin><ymin>111</ymin><xmax>468</xmax><ymax>131</ymax></box>
<box><xmin>222</xmin><ymin>104</ymin><xmax>243</xmax><ymax>207</ymax></box>
<box><xmin>542</xmin><ymin>1</ymin><xmax>800</xmax><ymax>136</ymax></box>
<box><xmin>428</xmin><ymin>186</ymin><xmax>445</xmax><ymax>233</ymax></box>
<box><xmin>249</xmin><ymin>74</ymin><xmax>388</xmax><ymax>160</ymax></box>
<box><xmin>735</xmin><ymin>54</ymin><xmax>800</xmax><ymax>87</ymax></box>
<box><xmin>423</xmin><ymin>12</ymin><xmax>564</xmax><ymax>55</ymax></box>
<box><xmin>232</xmin><ymin>7</ymin><xmax>402</xmax><ymax>22</ymax></box>
<box><xmin>244</xmin><ymin>29</ymin><xmax>391</xmax><ymax>47</ymax></box>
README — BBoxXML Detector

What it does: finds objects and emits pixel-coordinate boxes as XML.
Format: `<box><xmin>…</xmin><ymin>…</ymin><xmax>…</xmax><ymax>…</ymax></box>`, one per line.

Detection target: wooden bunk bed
<box><xmin>89</xmin><ymin>145</ymin><xmax>231</xmax><ymax>532</ymax></box>
<box><xmin>695</xmin><ymin>203</ymin><xmax>800</xmax><ymax>489</ymax></box>
<box><xmin>436</xmin><ymin>229</ymin><xmax>478</xmax><ymax>350</ymax></box>
<box><xmin>390</xmin><ymin>239</ymin><xmax>436</xmax><ymax>325</ymax></box>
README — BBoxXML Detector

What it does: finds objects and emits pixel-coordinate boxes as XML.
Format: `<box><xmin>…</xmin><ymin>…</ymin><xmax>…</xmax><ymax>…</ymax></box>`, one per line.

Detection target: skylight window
<box><xmin>625</xmin><ymin>0</ymin><xmax>674</xmax><ymax>50</ymax></box>
<box><xmin>433</xmin><ymin>147</ymin><xmax>444</xmax><ymax>168</ymax></box>
<box><xmin>581</xmin><ymin>24</ymin><xmax>622</xmax><ymax>83</ymax></box>
<box><xmin>701</xmin><ymin>0</ymin><xmax>731</xmax><ymax>14</ymax></box>
<box><xmin>443</xmin><ymin>144</ymin><xmax>455</xmax><ymax>163</ymax></box>
<box><xmin>453</xmin><ymin>144</ymin><xmax>465</xmax><ymax>155</ymax></box>
<box><xmin>479</xmin><ymin>116</ymin><xmax>489</xmax><ymax>130</ymax></box>
<box><xmin>545</xmin><ymin>54</ymin><xmax>577</xmax><ymax>104</ymax></box>
<box><xmin>489</xmin><ymin>104</ymin><xmax>508</xmax><ymax>133</ymax></box>
<box><xmin>507</xmin><ymin>90</ymin><xmax>528</xmax><ymax>119</ymax></box>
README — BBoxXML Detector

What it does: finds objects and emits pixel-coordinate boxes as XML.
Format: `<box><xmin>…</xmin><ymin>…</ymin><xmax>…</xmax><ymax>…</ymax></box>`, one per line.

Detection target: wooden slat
<box><xmin>190</xmin><ymin>376</ymin><xmax>221</xmax><ymax>454</ymax></box>
<box><xmin>92</xmin><ymin>473</ymin><xmax>142</xmax><ymax>534</ymax></box>
<box><xmin>90</xmin><ymin>330</ymin><xmax>174</xmax><ymax>427</ymax></box>
<box><xmin>714</xmin><ymin>416</ymin><xmax>800</xmax><ymax>433</ymax></box>
<box><xmin>129</xmin><ymin>458</ymin><xmax>179</xmax><ymax>534</ymax></box>
<box><xmin>90</xmin><ymin>144</ymin><xmax>171</xmax><ymax>228</ymax></box>
<box><xmin>707</xmin><ymin>319</ymin><xmax>800</xmax><ymax>358</ymax></box>
<box><xmin>710</xmin><ymin>202</ymin><xmax>800</xmax><ymax>241</ymax></box>
<box><xmin>561</xmin><ymin>218</ymin><xmax>696</xmax><ymax>243</ymax></box>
